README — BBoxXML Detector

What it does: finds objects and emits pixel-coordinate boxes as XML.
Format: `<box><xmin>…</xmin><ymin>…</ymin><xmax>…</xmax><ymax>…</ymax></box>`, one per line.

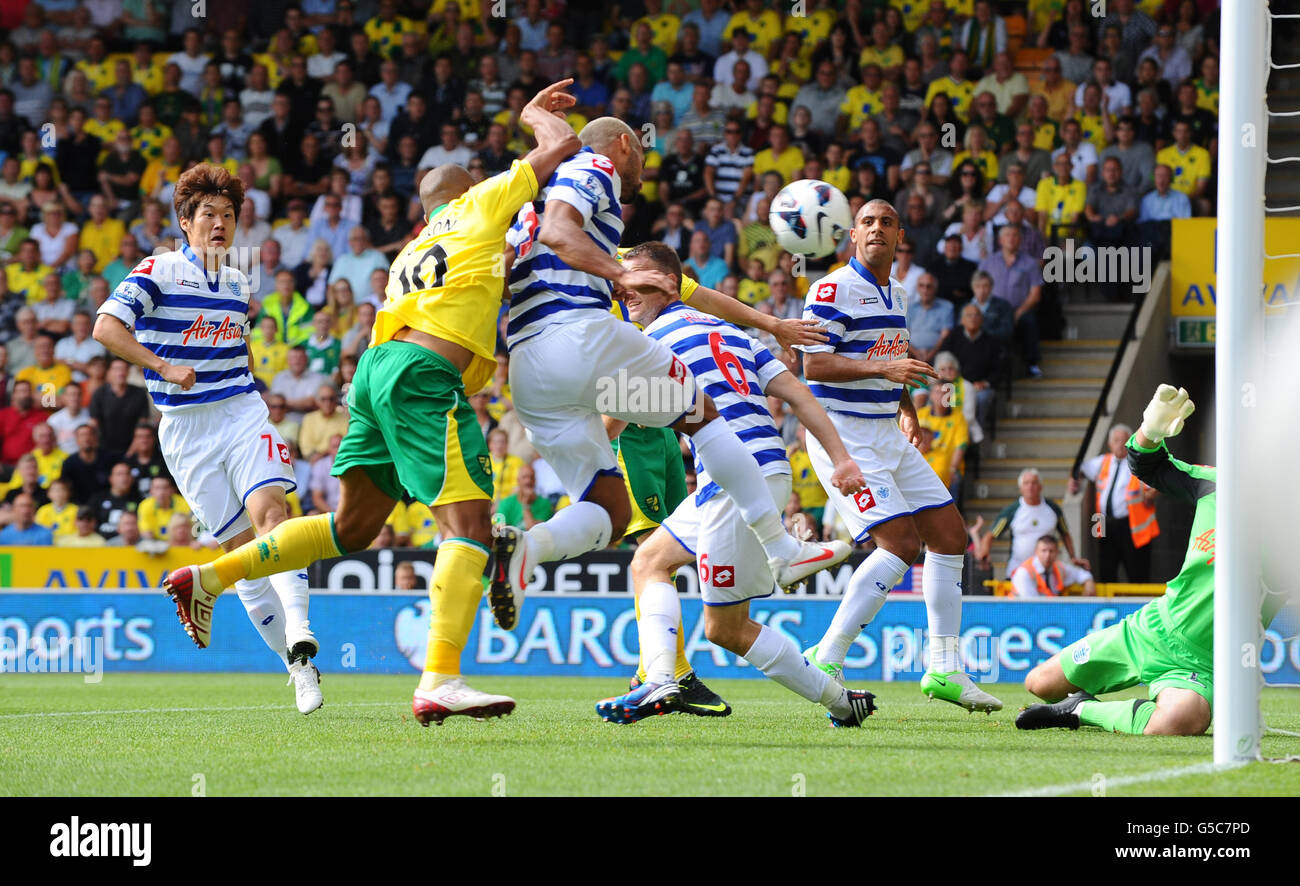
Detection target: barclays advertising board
<box><xmin>2</xmin><ymin>590</ymin><xmax>1298</xmax><ymax>686</ymax></box>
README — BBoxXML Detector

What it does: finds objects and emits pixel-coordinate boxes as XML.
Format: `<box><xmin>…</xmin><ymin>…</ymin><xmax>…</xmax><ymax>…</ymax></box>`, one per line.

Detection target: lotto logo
<box><xmin>591</xmin><ymin>154</ymin><xmax>615</xmax><ymax>174</ymax></box>
<box><xmin>853</xmin><ymin>488</ymin><xmax>876</xmax><ymax>512</ymax></box>
<box><xmin>276</xmin><ymin>443</ymin><xmax>291</xmax><ymax>464</ymax></box>
<box><xmin>134</xmin><ymin>258</ymin><xmax>155</xmax><ymax>276</ymax></box>
<box><xmin>668</xmin><ymin>356</ymin><xmax>688</xmax><ymax>384</ymax></box>
<box><xmin>815</xmin><ymin>282</ymin><xmax>837</xmax><ymax>302</ymax></box>
<box><xmin>711</xmin><ymin>564</ymin><xmax>736</xmax><ymax>588</ymax></box>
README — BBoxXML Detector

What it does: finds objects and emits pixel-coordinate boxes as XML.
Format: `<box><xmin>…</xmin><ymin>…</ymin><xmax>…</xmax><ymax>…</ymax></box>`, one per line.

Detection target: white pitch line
<box><xmin>992</xmin><ymin>760</ymin><xmax>1245</xmax><ymax>797</ymax></box>
<box><xmin>0</xmin><ymin>701</ymin><xmax>401</xmax><ymax>720</ymax></box>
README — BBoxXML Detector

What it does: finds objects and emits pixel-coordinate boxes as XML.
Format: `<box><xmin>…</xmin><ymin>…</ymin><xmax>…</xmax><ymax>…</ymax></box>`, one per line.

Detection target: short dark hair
<box><xmin>1036</xmin><ymin>535</ymin><xmax>1059</xmax><ymax>548</ymax></box>
<box><xmin>621</xmin><ymin>241</ymin><xmax>682</xmax><ymax>284</ymax></box>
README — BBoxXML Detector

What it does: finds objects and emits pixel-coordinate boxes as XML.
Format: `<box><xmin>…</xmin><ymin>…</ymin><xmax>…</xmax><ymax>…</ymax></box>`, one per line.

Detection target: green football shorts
<box><xmin>333</xmin><ymin>340</ymin><xmax>494</xmax><ymax>506</ymax></box>
<box><xmin>1060</xmin><ymin>600</ymin><xmax>1214</xmax><ymax>706</ymax></box>
<box><xmin>614</xmin><ymin>423</ymin><xmax>688</xmax><ymax>538</ymax></box>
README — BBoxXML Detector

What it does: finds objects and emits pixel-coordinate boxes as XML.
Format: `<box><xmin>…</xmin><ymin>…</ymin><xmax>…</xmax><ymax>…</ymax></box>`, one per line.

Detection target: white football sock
<box><xmin>268</xmin><ymin>569</ymin><xmax>310</xmax><ymax>633</ymax></box>
<box><xmin>637</xmin><ymin>581</ymin><xmax>680</xmax><ymax>685</ymax></box>
<box><xmin>922</xmin><ymin>551</ymin><xmax>965</xmax><ymax>672</ymax></box>
<box><xmin>743</xmin><ymin>624</ymin><xmax>833</xmax><ymax>706</ymax></box>
<box><xmin>690</xmin><ymin>419</ymin><xmax>798</xmax><ymax>560</ymax></box>
<box><xmin>235</xmin><ymin>578</ymin><xmax>289</xmax><ymax>670</ymax></box>
<box><xmin>527</xmin><ymin>500</ymin><xmax>612</xmax><ymax>563</ymax></box>
<box><xmin>818</xmin><ymin>547</ymin><xmax>908</xmax><ymax>665</ymax></box>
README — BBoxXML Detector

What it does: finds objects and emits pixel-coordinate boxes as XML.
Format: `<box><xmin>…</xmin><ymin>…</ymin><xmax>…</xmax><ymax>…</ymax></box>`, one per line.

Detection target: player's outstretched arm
<box><xmin>686</xmin><ymin>284</ymin><xmax>827</xmax><ymax>356</ymax></box>
<box><xmin>803</xmin><ymin>352</ymin><xmax>938</xmax><ymax>387</ymax></box>
<box><xmin>1129</xmin><ymin>384</ymin><xmax>1210</xmax><ymax>503</ymax></box>
<box><xmin>520</xmin><ymin>79</ymin><xmax>582</xmax><ymax>185</ymax></box>
<box><xmin>93</xmin><ymin>314</ymin><xmax>196</xmax><ymax>390</ymax></box>
<box><xmin>539</xmin><ymin>202</ymin><xmax>676</xmax><ymax>299</ymax></box>
<box><xmin>764</xmin><ymin>372</ymin><xmax>864</xmax><ymax>495</ymax></box>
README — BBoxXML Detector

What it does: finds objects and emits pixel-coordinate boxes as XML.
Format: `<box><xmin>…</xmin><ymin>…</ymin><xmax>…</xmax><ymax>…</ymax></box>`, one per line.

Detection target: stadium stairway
<box><xmin>962</xmin><ymin>303</ymin><xmax>1132</xmax><ymax>572</ymax></box>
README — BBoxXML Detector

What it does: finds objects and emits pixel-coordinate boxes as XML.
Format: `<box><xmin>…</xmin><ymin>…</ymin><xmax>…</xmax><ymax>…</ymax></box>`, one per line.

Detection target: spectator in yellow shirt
<box><xmin>1035</xmin><ymin>151</ymin><xmax>1087</xmax><ymax>238</ymax></box>
<box><xmin>924</xmin><ymin>50</ymin><xmax>977</xmax><ymax>122</ymax></box>
<box><xmin>75</xmin><ymin>36</ymin><xmax>115</xmax><ymax>93</ymax></box>
<box><xmin>787</xmin><ymin>427</ymin><xmax>828</xmax><ymax>525</ymax></box>
<box><xmin>84</xmin><ymin>95</ymin><xmax>125</xmax><ymax>153</ymax></box>
<box><xmin>859</xmin><ymin>21</ymin><xmax>904</xmax><ymax>81</ymax></box>
<box><xmin>298</xmin><ymin>384</ymin><xmax>349</xmax><ymax>462</ymax></box>
<box><xmin>139</xmin><ymin>136</ymin><xmax>183</xmax><ymax>199</ymax></box>
<box><xmin>916</xmin><ymin>383</ymin><xmax>970</xmax><ymax>502</ymax></box>
<box><xmin>138</xmin><ymin>476</ymin><xmax>191</xmax><ymax>541</ymax></box>
<box><xmin>725</xmin><ymin>0</ymin><xmax>783</xmax><ymax>57</ymax></box>
<box><xmin>57</xmin><ymin>506</ymin><xmax>108</xmax><ymax>547</ymax></box>
<box><xmin>129</xmin><ymin>105</ymin><xmax>172</xmax><ymax>163</ymax></box>
<box><xmin>250</xmin><ymin>316</ymin><xmax>289</xmax><ymax>387</ymax></box>
<box><xmin>752</xmin><ymin>125</ymin><xmax>805</xmax><ymax>187</ymax></box>
<box><xmin>488</xmin><ymin>428</ymin><xmax>523</xmax><ymax>501</ymax></box>
<box><xmin>1155</xmin><ymin>120</ymin><xmax>1212</xmax><ymax>215</ymax></box>
<box><xmin>78</xmin><ymin>195</ymin><xmax>125</xmax><ymax>272</ymax></box>
<box><xmin>7</xmin><ymin>239</ymin><xmax>52</xmax><ymax>303</ymax></box>
<box><xmin>633</xmin><ymin>0</ymin><xmax>681</xmax><ymax>56</ymax></box>
<box><xmin>29</xmin><ymin>423</ymin><xmax>66</xmax><ymax>487</ymax></box>
<box><xmin>35</xmin><ymin>477</ymin><xmax>76</xmax><ymax>538</ymax></box>
<box><xmin>17</xmin><ymin>337</ymin><xmax>72</xmax><ymax>401</ymax></box>
<box><xmin>839</xmin><ymin>65</ymin><xmax>886</xmax><ymax>133</ymax></box>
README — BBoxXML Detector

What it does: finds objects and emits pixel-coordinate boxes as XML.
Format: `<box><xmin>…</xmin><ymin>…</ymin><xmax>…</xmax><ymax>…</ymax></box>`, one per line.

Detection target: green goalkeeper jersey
<box><xmin>1127</xmin><ymin>434</ymin><xmax>1217</xmax><ymax>662</ymax></box>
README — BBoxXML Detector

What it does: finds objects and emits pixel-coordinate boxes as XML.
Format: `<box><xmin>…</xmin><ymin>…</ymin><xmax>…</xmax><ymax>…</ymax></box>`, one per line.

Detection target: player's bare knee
<box><xmin>703</xmin><ymin>616</ymin><xmax>741</xmax><ymax>653</ymax></box>
<box><xmin>1146</xmin><ymin>696</ymin><xmax>1211</xmax><ymax>736</ymax></box>
<box><xmin>334</xmin><ymin>509</ymin><xmax>385</xmax><ymax>553</ymax></box>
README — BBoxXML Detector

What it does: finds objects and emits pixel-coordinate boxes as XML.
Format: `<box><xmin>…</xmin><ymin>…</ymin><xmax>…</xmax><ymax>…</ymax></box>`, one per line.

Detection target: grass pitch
<box><xmin>1</xmin><ymin>674</ymin><xmax>1297</xmax><ymax>796</ymax></box>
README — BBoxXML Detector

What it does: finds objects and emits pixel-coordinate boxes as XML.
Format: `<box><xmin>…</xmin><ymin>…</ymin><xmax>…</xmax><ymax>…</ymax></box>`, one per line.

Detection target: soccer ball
<box><xmin>769</xmin><ymin>179</ymin><xmax>853</xmax><ymax>259</ymax></box>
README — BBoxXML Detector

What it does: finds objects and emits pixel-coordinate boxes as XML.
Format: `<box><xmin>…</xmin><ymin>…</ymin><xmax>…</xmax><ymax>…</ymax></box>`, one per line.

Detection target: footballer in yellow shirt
<box><xmin>192</xmin><ymin>82</ymin><xmax>584</xmax><ymax>719</ymax></box>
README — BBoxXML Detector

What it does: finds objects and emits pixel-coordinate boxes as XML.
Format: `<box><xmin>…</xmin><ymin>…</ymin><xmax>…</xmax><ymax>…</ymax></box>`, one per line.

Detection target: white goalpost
<box><xmin>1214</xmin><ymin>1</ymin><xmax>1268</xmax><ymax>765</ymax></box>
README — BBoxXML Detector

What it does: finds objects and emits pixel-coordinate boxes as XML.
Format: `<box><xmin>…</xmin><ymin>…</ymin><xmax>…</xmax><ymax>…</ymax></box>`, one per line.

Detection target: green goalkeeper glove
<box><xmin>1139</xmin><ymin>384</ymin><xmax>1195</xmax><ymax>444</ymax></box>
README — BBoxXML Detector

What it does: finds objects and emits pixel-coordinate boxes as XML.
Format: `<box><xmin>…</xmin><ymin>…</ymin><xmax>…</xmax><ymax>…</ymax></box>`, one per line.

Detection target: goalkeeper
<box><xmin>1017</xmin><ymin>384</ymin><xmax>1220</xmax><ymax>736</ymax></box>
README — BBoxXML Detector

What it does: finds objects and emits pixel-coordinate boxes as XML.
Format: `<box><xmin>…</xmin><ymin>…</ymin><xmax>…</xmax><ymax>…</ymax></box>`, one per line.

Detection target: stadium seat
<box><xmin>1005</xmin><ymin>14</ymin><xmax>1027</xmax><ymax>56</ymax></box>
<box><xmin>1014</xmin><ymin>47</ymin><xmax>1052</xmax><ymax>71</ymax></box>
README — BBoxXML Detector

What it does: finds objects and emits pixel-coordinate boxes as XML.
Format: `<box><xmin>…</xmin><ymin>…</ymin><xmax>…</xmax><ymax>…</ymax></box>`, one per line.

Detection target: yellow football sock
<box><xmin>634</xmin><ymin>593</ymin><xmax>693</xmax><ymax>683</ymax></box>
<box><xmin>421</xmin><ymin>538</ymin><xmax>490</xmax><ymax>684</ymax></box>
<box><xmin>674</xmin><ymin>614</ymin><xmax>692</xmax><ymax>681</ymax></box>
<box><xmin>205</xmin><ymin>513</ymin><xmax>343</xmax><ymax>591</ymax></box>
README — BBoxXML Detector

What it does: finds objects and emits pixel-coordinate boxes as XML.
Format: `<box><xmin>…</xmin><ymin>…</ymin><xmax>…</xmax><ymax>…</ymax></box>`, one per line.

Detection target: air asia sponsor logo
<box><xmin>863</xmin><ymin>333</ymin><xmax>908</xmax><ymax>360</ymax></box>
<box><xmin>180</xmin><ymin>314</ymin><xmax>245</xmax><ymax>347</ymax></box>
<box><xmin>49</xmin><ymin>817</ymin><xmax>151</xmax><ymax>867</ymax></box>
<box><xmin>815</xmin><ymin>282</ymin><xmax>837</xmax><ymax>302</ymax></box>
<box><xmin>853</xmin><ymin>488</ymin><xmax>877</xmax><ymax>512</ymax></box>
<box><xmin>1192</xmin><ymin>528</ymin><xmax>1215</xmax><ymax>564</ymax></box>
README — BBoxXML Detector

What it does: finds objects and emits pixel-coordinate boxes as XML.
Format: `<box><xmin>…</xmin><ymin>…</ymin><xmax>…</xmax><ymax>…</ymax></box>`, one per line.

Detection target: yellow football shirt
<box><xmin>365</xmin><ymin>15</ymin><xmax>420</xmax><ymax>54</ymax></box>
<box><xmin>1156</xmin><ymin>145</ymin><xmax>1211</xmax><ymax>196</ymax></box>
<box><xmin>8</xmin><ymin>263</ymin><xmax>53</xmax><ymax>302</ymax></box>
<box><xmin>753</xmin><ymin>146</ymin><xmax>805</xmax><ymax>187</ymax></box>
<box><xmin>859</xmin><ymin>45</ymin><xmax>903</xmax><ymax>73</ymax></box>
<box><xmin>36</xmin><ymin>501</ymin><xmax>76</xmax><ymax>538</ymax></box>
<box><xmin>924</xmin><ymin>77</ymin><xmax>976</xmax><ymax>121</ymax></box>
<box><xmin>737</xmin><ymin>279</ymin><xmax>769</xmax><ymax>306</ymax></box>
<box><xmin>250</xmin><ymin>338</ymin><xmax>288</xmax><ymax>387</ymax></box>
<box><xmin>633</xmin><ymin>14</ymin><xmax>681</xmax><ymax>55</ymax></box>
<box><xmin>724</xmin><ymin>9</ymin><xmax>783</xmax><ymax>56</ymax></box>
<box><xmin>1072</xmin><ymin>111</ymin><xmax>1112</xmax><ymax>151</ymax></box>
<box><xmin>133</xmin><ymin>65</ymin><xmax>164</xmax><ymax>95</ymax></box>
<box><xmin>1195</xmin><ymin>80</ymin><xmax>1218</xmax><ymax>116</ymax></box>
<box><xmin>377</xmin><ymin>159</ymin><xmax>539</xmax><ymax>397</ymax></box>
<box><xmin>491</xmin><ymin>453</ymin><xmax>524</xmax><ymax>501</ymax></box>
<box><xmin>789</xmin><ymin>448</ymin><xmax>828</xmax><ymax>509</ymax></box>
<box><xmin>138</xmin><ymin>494</ymin><xmax>191</xmax><ymax>540</ymax></box>
<box><xmin>77</xmin><ymin>59</ymin><xmax>115</xmax><ymax>93</ymax></box>
<box><xmin>80</xmin><ymin>218</ymin><xmax>125</xmax><ymax>272</ymax></box>
<box><xmin>1035</xmin><ymin>177</ymin><xmax>1087</xmax><ymax>223</ymax></box>
<box><xmin>840</xmin><ymin>86</ymin><xmax>884</xmax><ymax>130</ymax></box>
<box><xmin>85</xmin><ymin>118</ymin><xmax>125</xmax><ymax>147</ymax></box>
<box><xmin>952</xmin><ymin>149</ymin><xmax>999</xmax><ymax>182</ymax></box>
<box><xmin>32</xmin><ymin>447</ymin><xmax>67</xmax><ymax>487</ymax></box>
<box><xmin>917</xmin><ymin>406</ymin><xmax>968</xmax><ymax>486</ymax></box>
<box><xmin>824</xmin><ymin>165</ymin><xmax>851</xmax><ymax>194</ymax></box>
<box><xmin>785</xmin><ymin>8</ymin><xmax>834</xmax><ymax>60</ymax></box>
<box><xmin>1032</xmin><ymin>120</ymin><xmax>1060</xmax><ymax>152</ymax></box>
<box><xmin>405</xmin><ymin>501</ymin><xmax>439</xmax><ymax>547</ymax></box>
<box><xmin>17</xmin><ymin>363</ymin><xmax>72</xmax><ymax>399</ymax></box>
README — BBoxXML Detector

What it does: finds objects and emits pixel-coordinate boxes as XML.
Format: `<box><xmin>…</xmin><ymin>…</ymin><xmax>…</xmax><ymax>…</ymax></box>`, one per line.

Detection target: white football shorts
<box><xmin>157</xmin><ymin>392</ymin><xmax>296</xmax><ymax>544</ymax></box>
<box><xmin>807</xmin><ymin>412</ymin><xmax>952</xmax><ymax>543</ymax></box>
<box><xmin>661</xmin><ymin>473</ymin><xmax>791</xmax><ymax>606</ymax></box>
<box><xmin>508</xmin><ymin>312</ymin><xmax>698</xmax><ymax>500</ymax></box>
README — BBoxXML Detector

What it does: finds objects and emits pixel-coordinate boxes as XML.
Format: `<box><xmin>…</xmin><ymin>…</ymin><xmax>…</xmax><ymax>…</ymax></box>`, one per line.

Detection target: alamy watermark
<box><xmin>1</xmin><ymin>635</ymin><xmax>103</xmax><ymax>682</ymax></box>
<box><xmin>595</xmin><ymin>365</ymin><xmax>706</xmax><ymax>424</ymax></box>
<box><xmin>1042</xmin><ymin>239</ymin><xmax>1152</xmax><ymax>295</ymax></box>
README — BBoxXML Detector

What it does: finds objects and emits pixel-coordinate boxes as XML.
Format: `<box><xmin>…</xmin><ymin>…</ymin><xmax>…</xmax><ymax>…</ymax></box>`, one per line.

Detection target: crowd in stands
<box><xmin>0</xmin><ymin>0</ymin><xmax>1218</xmax><ymax>578</ymax></box>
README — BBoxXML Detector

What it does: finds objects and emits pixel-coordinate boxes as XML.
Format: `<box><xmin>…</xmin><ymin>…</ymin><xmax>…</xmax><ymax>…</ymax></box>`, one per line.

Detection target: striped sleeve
<box><xmin>100</xmin><ymin>267</ymin><xmax>162</xmax><ymax>330</ymax></box>
<box><xmin>752</xmin><ymin>340</ymin><xmax>787</xmax><ymax>390</ymax></box>
<box><xmin>799</xmin><ymin>299</ymin><xmax>848</xmax><ymax>354</ymax></box>
<box><xmin>547</xmin><ymin>163</ymin><xmax>615</xmax><ymax>228</ymax></box>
